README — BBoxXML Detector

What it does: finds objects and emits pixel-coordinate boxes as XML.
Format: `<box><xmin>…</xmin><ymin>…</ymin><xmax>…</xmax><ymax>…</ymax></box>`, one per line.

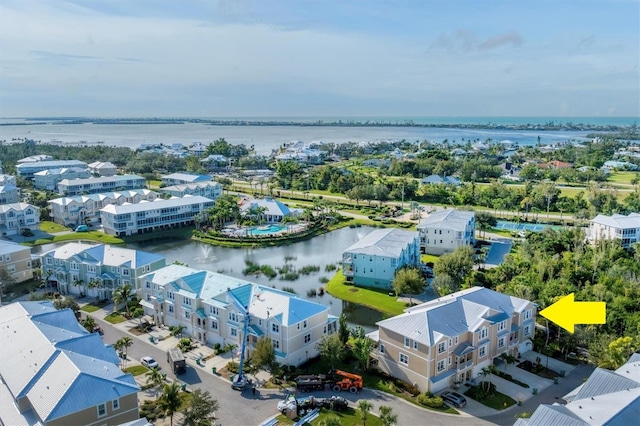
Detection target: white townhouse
<box><xmin>0</xmin><ymin>302</ymin><xmax>140</xmax><ymax>426</ymax></box>
<box><xmin>0</xmin><ymin>174</ymin><xmax>17</xmax><ymax>186</ymax></box>
<box><xmin>100</xmin><ymin>195</ymin><xmax>215</xmax><ymax>237</ymax></box>
<box><xmin>39</xmin><ymin>242</ymin><xmax>165</xmax><ymax>298</ymax></box>
<box><xmin>0</xmin><ymin>203</ymin><xmax>40</xmax><ymax>236</ymax></box>
<box><xmin>139</xmin><ymin>265</ymin><xmax>336</xmax><ymax>367</ymax></box>
<box><xmin>589</xmin><ymin>213</ymin><xmax>640</xmax><ymax>249</ymax></box>
<box><xmin>371</xmin><ymin>287</ymin><xmax>536</xmax><ymax>394</ymax></box>
<box><xmin>88</xmin><ymin>161</ymin><xmax>118</xmax><ymax>176</ymax></box>
<box><xmin>33</xmin><ymin>167</ymin><xmax>92</xmax><ymax>191</ymax></box>
<box><xmin>239</xmin><ymin>197</ymin><xmax>301</xmax><ymax>223</ymax></box>
<box><xmin>0</xmin><ymin>241</ymin><xmax>34</xmax><ymax>283</ymax></box>
<box><xmin>0</xmin><ymin>185</ymin><xmax>20</xmax><ymax>205</ymax></box>
<box><xmin>16</xmin><ymin>160</ymin><xmax>88</xmax><ymax>179</ymax></box>
<box><xmin>342</xmin><ymin>228</ymin><xmax>420</xmax><ymax>290</ymax></box>
<box><xmin>48</xmin><ymin>189</ymin><xmax>159</xmax><ymax>227</ymax></box>
<box><xmin>417</xmin><ymin>209</ymin><xmax>475</xmax><ymax>255</ymax></box>
<box><xmin>58</xmin><ymin>174</ymin><xmax>146</xmax><ymax>196</ymax></box>
<box><xmin>160</xmin><ymin>181</ymin><xmax>222</xmax><ymax>200</ymax></box>
<box><xmin>161</xmin><ymin>173</ymin><xmax>211</xmax><ymax>186</ymax></box>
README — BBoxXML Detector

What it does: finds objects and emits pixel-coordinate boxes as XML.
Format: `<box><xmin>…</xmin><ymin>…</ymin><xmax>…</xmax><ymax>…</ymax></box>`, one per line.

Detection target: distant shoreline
<box><xmin>0</xmin><ymin>117</ymin><xmax>635</xmax><ymax>133</ymax></box>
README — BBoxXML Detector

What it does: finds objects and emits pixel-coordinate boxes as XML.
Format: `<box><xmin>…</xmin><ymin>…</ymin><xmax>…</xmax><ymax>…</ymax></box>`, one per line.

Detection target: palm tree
<box><xmin>145</xmin><ymin>367</ymin><xmax>164</xmax><ymax>396</ymax></box>
<box><xmin>358</xmin><ymin>400</ymin><xmax>373</xmax><ymax>426</ymax></box>
<box><xmin>379</xmin><ymin>405</ymin><xmax>397</xmax><ymax>426</ymax></box>
<box><xmin>82</xmin><ymin>315</ymin><xmax>96</xmax><ymax>333</ymax></box>
<box><xmin>120</xmin><ymin>336</ymin><xmax>133</xmax><ymax>359</ymax></box>
<box><xmin>86</xmin><ymin>278</ymin><xmax>102</xmax><ymax>299</ymax></box>
<box><xmin>500</xmin><ymin>353</ymin><xmax>516</xmax><ymax>371</ymax></box>
<box><xmin>158</xmin><ymin>382</ymin><xmax>182</xmax><ymax>426</ymax></box>
<box><xmin>113</xmin><ymin>338</ymin><xmax>124</xmax><ymax>361</ymax></box>
<box><xmin>113</xmin><ymin>283</ymin><xmax>134</xmax><ymax>314</ymax></box>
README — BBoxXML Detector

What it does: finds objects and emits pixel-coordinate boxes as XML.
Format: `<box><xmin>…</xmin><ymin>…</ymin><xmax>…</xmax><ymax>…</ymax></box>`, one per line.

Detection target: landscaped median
<box><xmin>326</xmin><ymin>271</ymin><xmax>406</xmax><ymax>317</ymax></box>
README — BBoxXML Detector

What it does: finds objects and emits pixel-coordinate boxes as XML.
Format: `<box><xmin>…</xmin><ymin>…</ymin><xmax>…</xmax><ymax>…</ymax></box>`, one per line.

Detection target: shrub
<box><xmin>318</xmin><ymin>286</ymin><xmax>325</xmax><ymax>295</ymax></box>
<box><xmin>465</xmin><ymin>383</ymin><xmax>497</xmax><ymax>400</ymax></box>
<box><xmin>307</xmin><ymin>288</ymin><xmax>317</xmax><ymax>297</ymax></box>
<box><xmin>417</xmin><ymin>393</ymin><xmax>444</xmax><ymax>408</ymax></box>
<box><xmin>325</xmin><ymin>264</ymin><xmax>337</xmax><ymax>272</ymax></box>
<box><xmin>281</xmin><ymin>286</ymin><xmax>297</xmax><ymax>294</ymax></box>
<box><xmin>398</xmin><ymin>381</ymin><xmax>421</xmax><ymax>397</ymax></box>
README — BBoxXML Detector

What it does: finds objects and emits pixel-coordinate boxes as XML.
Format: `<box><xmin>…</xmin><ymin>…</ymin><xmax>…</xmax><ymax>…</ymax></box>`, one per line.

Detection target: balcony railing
<box><xmin>456</xmin><ymin>360</ymin><xmax>474</xmax><ymax>371</ymax></box>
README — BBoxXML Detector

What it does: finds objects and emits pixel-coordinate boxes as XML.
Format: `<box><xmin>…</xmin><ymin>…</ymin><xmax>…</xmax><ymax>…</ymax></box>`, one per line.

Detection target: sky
<box><xmin>0</xmin><ymin>0</ymin><xmax>638</xmax><ymax>118</ymax></box>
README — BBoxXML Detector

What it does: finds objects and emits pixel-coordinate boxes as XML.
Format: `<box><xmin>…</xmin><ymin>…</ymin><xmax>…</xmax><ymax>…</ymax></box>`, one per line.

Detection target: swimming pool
<box><xmin>495</xmin><ymin>220</ymin><xmax>555</xmax><ymax>232</ymax></box>
<box><xmin>248</xmin><ymin>224</ymin><xmax>286</xmax><ymax>235</ymax></box>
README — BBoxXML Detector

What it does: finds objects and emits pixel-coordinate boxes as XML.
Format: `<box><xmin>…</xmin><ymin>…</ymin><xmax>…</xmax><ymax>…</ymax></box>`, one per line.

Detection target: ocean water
<box><xmin>0</xmin><ymin>117</ymin><xmax>633</xmax><ymax>155</ymax></box>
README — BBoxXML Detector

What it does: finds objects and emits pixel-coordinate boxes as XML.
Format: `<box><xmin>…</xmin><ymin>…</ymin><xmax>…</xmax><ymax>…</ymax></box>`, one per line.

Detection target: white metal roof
<box><xmin>100</xmin><ymin>195</ymin><xmax>214</xmax><ymax>214</ymax></box>
<box><xmin>591</xmin><ymin>213</ymin><xmax>640</xmax><ymax>230</ymax></box>
<box><xmin>417</xmin><ymin>209</ymin><xmax>475</xmax><ymax>232</ymax></box>
<box><xmin>343</xmin><ymin>228</ymin><xmax>418</xmax><ymax>258</ymax></box>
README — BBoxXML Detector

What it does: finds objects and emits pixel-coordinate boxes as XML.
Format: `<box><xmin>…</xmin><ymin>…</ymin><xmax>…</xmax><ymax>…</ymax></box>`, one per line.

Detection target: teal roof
<box><xmin>229</xmin><ymin>284</ymin><xmax>254</xmax><ymax>311</ymax></box>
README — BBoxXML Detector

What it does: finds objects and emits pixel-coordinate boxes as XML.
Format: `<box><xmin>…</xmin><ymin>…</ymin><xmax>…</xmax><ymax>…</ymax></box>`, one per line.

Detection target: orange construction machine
<box><xmin>332</xmin><ymin>370</ymin><xmax>363</xmax><ymax>393</ymax></box>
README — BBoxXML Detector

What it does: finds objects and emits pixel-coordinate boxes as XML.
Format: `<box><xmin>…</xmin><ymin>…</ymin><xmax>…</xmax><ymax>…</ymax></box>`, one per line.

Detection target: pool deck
<box><xmin>221</xmin><ymin>223</ymin><xmax>306</xmax><ymax>237</ymax></box>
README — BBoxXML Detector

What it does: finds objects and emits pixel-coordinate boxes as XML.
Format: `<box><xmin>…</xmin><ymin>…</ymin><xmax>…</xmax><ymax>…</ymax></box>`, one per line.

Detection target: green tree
<box><xmin>82</xmin><ymin>315</ymin><xmax>96</xmax><ymax>333</ymax></box>
<box><xmin>181</xmin><ymin>388</ymin><xmax>219</xmax><ymax>426</ymax></box>
<box><xmin>315</xmin><ymin>333</ymin><xmax>346</xmax><ymax>369</ymax></box>
<box><xmin>119</xmin><ymin>336</ymin><xmax>133</xmax><ymax>358</ymax></box>
<box><xmin>251</xmin><ymin>336</ymin><xmax>280</xmax><ymax>374</ymax></box>
<box><xmin>158</xmin><ymin>382</ymin><xmax>182</xmax><ymax>426</ymax></box>
<box><xmin>145</xmin><ymin>367</ymin><xmax>164</xmax><ymax>396</ymax></box>
<box><xmin>52</xmin><ymin>297</ymin><xmax>80</xmax><ymax>313</ymax></box>
<box><xmin>379</xmin><ymin>405</ymin><xmax>398</xmax><ymax>426</ymax></box>
<box><xmin>392</xmin><ymin>267</ymin><xmax>425</xmax><ymax>305</ymax></box>
<box><xmin>338</xmin><ymin>313</ymin><xmax>350</xmax><ymax>345</ymax></box>
<box><xmin>433</xmin><ymin>246</ymin><xmax>475</xmax><ymax>289</ymax></box>
<box><xmin>432</xmin><ymin>273</ymin><xmax>457</xmax><ymax>296</ymax></box>
<box><xmin>351</xmin><ymin>336</ymin><xmax>375</xmax><ymax>371</ymax></box>
<box><xmin>358</xmin><ymin>400</ymin><xmax>373</xmax><ymax>426</ymax></box>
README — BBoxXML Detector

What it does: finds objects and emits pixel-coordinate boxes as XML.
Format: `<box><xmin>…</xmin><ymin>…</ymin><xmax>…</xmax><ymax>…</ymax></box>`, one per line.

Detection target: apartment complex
<box><xmin>0</xmin><ymin>203</ymin><xmax>40</xmax><ymax>236</ymax></box>
<box><xmin>100</xmin><ymin>195</ymin><xmax>215</xmax><ymax>236</ymax></box>
<box><xmin>370</xmin><ymin>287</ymin><xmax>536</xmax><ymax>393</ymax></box>
<box><xmin>0</xmin><ymin>184</ymin><xmax>20</xmax><ymax>205</ymax></box>
<box><xmin>58</xmin><ymin>174</ymin><xmax>146</xmax><ymax>196</ymax></box>
<box><xmin>516</xmin><ymin>353</ymin><xmax>640</xmax><ymax>426</ymax></box>
<box><xmin>48</xmin><ymin>189</ymin><xmax>160</xmax><ymax>227</ymax></box>
<box><xmin>34</xmin><ymin>167</ymin><xmax>92</xmax><ymax>191</ymax></box>
<box><xmin>161</xmin><ymin>172</ymin><xmax>211</xmax><ymax>186</ymax></box>
<box><xmin>16</xmin><ymin>160</ymin><xmax>88</xmax><ymax>179</ymax></box>
<box><xmin>0</xmin><ymin>301</ymin><xmax>140</xmax><ymax>426</ymax></box>
<box><xmin>342</xmin><ymin>228</ymin><xmax>420</xmax><ymax>289</ymax></box>
<box><xmin>139</xmin><ymin>265</ymin><xmax>336</xmax><ymax>366</ymax></box>
<box><xmin>39</xmin><ymin>242</ymin><xmax>166</xmax><ymax>298</ymax></box>
<box><xmin>88</xmin><ymin>161</ymin><xmax>118</xmax><ymax>176</ymax></box>
<box><xmin>0</xmin><ymin>174</ymin><xmax>17</xmax><ymax>186</ymax></box>
<box><xmin>160</xmin><ymin>181</ymin><xmax>222</xmax><ymax>200</ymax></box>
<box><xmin>589</xmin><ymin>213</ymin><xmax>640</xmax><ymax>249</ymax></box>
<box><xmin>0</xmin><ymin>241</ymin><xmax>34</xmax><ymax>283</ymax></box>
<box><xmin>417</xmin><ymin>209</ymin><xmax>476</xmax><ymax>255</ymax></box>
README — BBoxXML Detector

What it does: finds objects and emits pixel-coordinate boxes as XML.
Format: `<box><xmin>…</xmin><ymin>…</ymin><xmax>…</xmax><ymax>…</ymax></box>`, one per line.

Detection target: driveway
<box><xmin>484</xmin><ymin>239</ymin><xmax>512</xmax><ymax>267</ymax></box>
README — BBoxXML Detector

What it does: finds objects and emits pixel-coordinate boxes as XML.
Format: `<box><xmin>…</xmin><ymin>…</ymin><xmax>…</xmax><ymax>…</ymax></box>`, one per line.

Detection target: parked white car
<box><xmin>141</xmin><ymin>356</ymin><xmax>159</xmax><ymax>369</ymax></box>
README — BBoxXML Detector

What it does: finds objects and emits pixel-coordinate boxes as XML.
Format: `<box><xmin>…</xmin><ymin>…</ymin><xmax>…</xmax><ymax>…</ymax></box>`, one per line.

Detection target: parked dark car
<box><xmin>441</xmin><ymin>391</ymin><xmax>467</xmax><ymax>408</ymax></box>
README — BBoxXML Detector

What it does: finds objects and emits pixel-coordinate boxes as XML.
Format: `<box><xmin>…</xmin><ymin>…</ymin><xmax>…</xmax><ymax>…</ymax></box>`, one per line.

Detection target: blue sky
<box><xmin>0</xmin><ymin>0</ymin><xmax>638</xmax><ymax>117</ymax></box>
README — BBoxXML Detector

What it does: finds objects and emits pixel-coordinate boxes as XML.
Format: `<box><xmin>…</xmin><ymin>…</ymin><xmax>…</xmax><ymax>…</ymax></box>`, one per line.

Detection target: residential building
<box><xmin>370</xmin><ymin>286</ymin><xmax>536</xmax><ymax>393</ymax></box>
<box><xmin>0</xmin><ymin>184</ymin><xmax>20</xmax><ymax>205</ymax></box>
<box><xmin>0</xmin><ymin>203</ymin><xmax>40</xmax><ymax>236</ymax></box>
<box><xmin>58</xmin><ymin>174</ymin><xmax>146</xmax><ymax>196</ymax></box>
<box><xmin>417</xmin><ymin>209</ymin><xmax>475</xmax><ymax>255</ymax></box>
<box><xmin>33</xmin><ymin>167</ymin><xmax>92</xmax><ymax>191</ymax></box>
<box><xmin>16</xmin><ymin>160</ymin><xmax>88</xmax><ymax>179</ymax></box>
<box><xmin>88</xmin><ymin>161</ymin><xmax>118</xmax><ymax>176</ymax></box>
<box><xmin>39</xmin><ymin>242</ymin><xmax>165</xmax><ymax>298</ymax></box>
<box><xmin>603</xmin><ymin>160</ymin><xmax>639</xmax><ymax>171</ymax></box>
<box><xmin>160</xmin><ymin>181</ymin><xmax>222</xmax><ymax>200</ymax></box>
<box><xmin>421</xmin><ymin>175</ymin><xmax>461</xmax><ymax>186</ymax></box>
<box><xmin>0</xmin><ymin>301</ymin><xmax>139</xmax><ymax>426</ymax></box>
<box><xmin>342</xmin><ymin>228</ymin><xmax>420</xmax><ymax>289</ymax></box>
<box><xmin>239</xmin><ymin>197</ymin><xmax>301</xmax><ymax>223</ymax></box>
<box><xmin>48</xmin><ymin>189</ymin><xmax>160</xmax><ymax>227</ymax></box>
<box><xmin>590</xmin><ymin>213</ymin><xmax>640</xmax><ymax>249</ymax></box>
<box><xmin>515</xmin><ymin>353</ymin><xmax>640</xmax><ymax>426</ymax></box>
<box><xmin>161</xmin><ymin>172</ymin><xmax>211</xmax><ymax>186</ymax></box>
<box><xmin>0</xmin><ymin>241</ymin><xmax>33</xmax><ymax>283</ymax></box>
<box><xmin>0</xmin><ymin>174</ymin><xmax>17</xmax><ymax>186</ymax></box>
<box><xmin>16</xmin><ymin>154</ymin><xmax>53</xmax><ymax>163</ymax></box>
<box><xmin>100</xmin><ymin>195</ymin><xmax>215</xmax><ymax>237</ymax></box>
<box><xmin>200</xmin><ymin>154</ymin><xmax>229</xmax><ymax>171</ymax></box>
<box><xmin>139</xmin><ymin>265</ymin><xmax>335</xmax><ymax>366</ymax></box>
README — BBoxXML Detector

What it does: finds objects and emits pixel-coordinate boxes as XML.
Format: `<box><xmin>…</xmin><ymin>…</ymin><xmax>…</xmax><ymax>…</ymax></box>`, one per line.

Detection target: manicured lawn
<box><xmin>80</xmin><ymin>304</ymin><xmax>100</xmax><ymax>313</ymax></box>
<box><xmin>39</xmin><ymin>221</ymin><xmax>70</xmax><ymax>233</ymax></box>
<box><xmin>276</xmin><ymin>407</ymin><xmax>383</xmax><ymax>426</ymax></box>
<box><xmin>608</xmin><ymin>171</ymin><xmax>638</xmax><ymax>185</ymax></box>
<box><xmin>421</xmin><ymin>253</ymin><xmax>440</xmax><ymax>265</ymax></box>
<box><xmin>104</xmin><ymin>312</ymin><xmax>127</xmax><ymax>324</ymax></box>
<box><xmin>123</xmin><ymin>365</ymin><xmax>148</xmax><ymax>376</ymax></box>
<box><xmin>468</xmin><ymin>390</ymin><xmax>517</xmax><ymax>410</ymax></box>
<box><xmin>28</xmin><ymin>232</ymin><xmax>124</xmax><ymax>246</ymax></box>
<box><xmin>326</xmin><ymin>271</ymin><xmax>406</xmax><ymax>316</ymax></box>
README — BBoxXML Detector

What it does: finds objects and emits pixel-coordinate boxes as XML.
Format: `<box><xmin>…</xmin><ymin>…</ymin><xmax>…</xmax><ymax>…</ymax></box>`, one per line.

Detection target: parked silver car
<box><xmin>441</xmin><ymin>391</ymin><xmax>467</xmax><ymax>408</ymax></box>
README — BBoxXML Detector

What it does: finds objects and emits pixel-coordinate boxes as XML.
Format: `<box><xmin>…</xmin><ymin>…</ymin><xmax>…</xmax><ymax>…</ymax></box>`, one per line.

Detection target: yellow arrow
<box><xmin>539</xmin><ymin>293</ymin><xmax>606</xmax><ymax>333</ymax></box>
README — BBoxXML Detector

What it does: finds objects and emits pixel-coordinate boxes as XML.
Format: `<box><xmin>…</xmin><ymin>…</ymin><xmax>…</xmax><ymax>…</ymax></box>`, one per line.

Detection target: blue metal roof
<box><xmin>181</xmin><ymin>270</ymin><xmax>207</xmax><ymax>294</ymax></box>
<box><xmin>229</xmin><ymin>284</ymin><xmax>253</xmax><ymax>311</ymax></box>
<box><xmin>486</xmin><ymin>312</ymin><xmax>510</xmax><ymax>323</ymax></box>
<box><xmin>136</xmin><ymin>250</ymin><xmax>165</xmax><ymax>267</ymax></box>
<box><xmin>249</xmin><ymin>324</ymin><xmax>264</xmax><ymax>337</ymax></box>
<box><xmin>430</xmin><ymin>369</ymin><xmax>456</xmax><ymax>383</ymax></box>
<box><xmin>286</xmin><ymin>297</ymin><xmax>327</xmax><ymax>326</ymax></box>
<box><xmin>453</xmin><ymin>342</ymin><xmax>476</xmax><ymax>357</ymax></box>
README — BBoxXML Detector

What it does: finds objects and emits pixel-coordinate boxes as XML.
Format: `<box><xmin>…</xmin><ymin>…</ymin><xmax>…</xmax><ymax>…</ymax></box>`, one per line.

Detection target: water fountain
<box><xmin>195</xmin><ymin>244</ymin><xmax>216</xmax><ymax>263</ymax></box>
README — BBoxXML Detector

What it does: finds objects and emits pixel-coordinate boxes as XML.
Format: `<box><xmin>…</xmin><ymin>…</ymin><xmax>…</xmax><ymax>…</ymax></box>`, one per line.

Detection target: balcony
<box><xmin>456</xmin><ymin>360</ymin><xmax>474</xmax><ymax>371</ymax></box>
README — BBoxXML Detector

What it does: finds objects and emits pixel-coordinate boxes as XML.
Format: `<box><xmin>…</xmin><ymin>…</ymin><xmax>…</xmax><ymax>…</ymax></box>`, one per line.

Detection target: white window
<box><xmin>146</xmin><ymin>281</ymin><xmax>151</xmax><ymax>289</ymax></box>
<box><xmin>184</xmin><ymin>311</ymin><xmax>190</xmax><ymax>319</ymax></box>
<box><xmin>498</xmin><ymin>320</ymin><xmax>506</xmax><ymax>331</ymax></box>
<box><xmin>498</xmin><ymin>337</ymin><xmax>506</xmax><ymax>348</ymax></box>
<box><xmin>404</xmin><ymin>337</ymin><xmax>410</xmax><ymax>347</ymax></box>
<box><xmin>183</xmin><ymin>296</ymin><xmax>191</xmax><ymax>306</ymax></box>
<box><xmin>112</xmin><ymin>399</ymin><xmax>120</xmax><ymax>410</ymax></box>
<box><xmin>7</xmin><ymin>265</ymin><xmax>15</xmax><ymax>273</ymax></box>
<box><xmin>304</xmin><ymin>333</ymin><xmax>311</xmax><ymax>344</ymax></box>
<box><xmin>230</xmin><ymin>327</ymin><xmax>237</xmax><ymax>337</ymax></box>
<box><xmin>303</xmin><ymin>320</ymin><xmax>307</xmax><ymax>329</ymax></box>
<box><xmin>122</xmin><ymin>268</ymin><xmax>129</xmax><ymax>276</ymax></box>
<box><xmin>524</xmin><ymin>325</ymin><xmax>531</xmax><ymax>336</ymax></box>
<box><xmin>524</xmin><ymin>309</ymin><xmax>532</xmax><ymax>320</ymax></box>
<box><xmin>479</xmin><ymin>345</ymin><xmax>487</xmax><ymax>357</ymax></box>
<box><xmin>437</xmin><ymin>359</ymin><xmax>446</xmax><ymax>372</ymax></box>
<box><xmin>97</xmin><ymin>403</ymin><xmax>106</xmax><ymax>417</ymax></box>
<box><xmin>168</xmin><ymin>305</ymin><xmax>174</xmax><ymax>314</ymax></box>
<box><xmin>4</xmin><ymin>254</ymin><xmax>9</xmax><ymax>261</ymax></box>
<box><xmin>0</xmin><ymin>255</ymin><xmax>3</xmax><ymax>263</ymax></box>
<box><xmin>167</xmin><ymin>291</ymin><xmax>174</xmax><ymax>300</ymax></box>
<box><xmin>438</xmin><ymin>341</ymin><xmax>446</xmax><ymax>354</ymax></box>
<box><xmin>479</xmin><ymin>327</ymin><xmax>488</xmax><ymax>340</ymax></box>
<box><xmin>230</xmin><ymin>312</ymin><xmax>237</xmax><ymax>322</ymax></box>
<box><xmin>70</xmin><ymin>262</ymin><xmax>79</xmax><ymax>270</ymax></box>
<box><xmin>272</xmin><ymin>323</ymin><xmax>280</xmax><ymax>333</ymax></box>
<box><xmin>46</xmin><ymin>257</ymin><xmax>53</xmax><ymax>265</ymax></box>
<box><xmin>379</xmin><ymin>344</ymin><xmax>385</xmax><ymax>354</ymax></box>
<box><xmin>26</xmin><ymin>260</ymin><xmax>31</xmax><ymax>268</ymax></box>
<box><xmin>209</xmin><ymin>306</ymin><xmax>219</xmax><ymax>315</ymax></box>
<box><xmin>413</xmin><ymin>340</ymin><xmax>418</xmax><ymax>350</ymax></box>
<box><xmin>272</xmin><ymin>338</ymin><xmax>280</xmax><ymax>349</ymax></box>
<box><xmin>399</xmin><ymin>353</ymin><xmax>408</xmax><ymax>365</ymax></box>
<box><xmin>211</xmin><ymin>320</ymin><xmax>218</xmax><ymax>330</ymax></box>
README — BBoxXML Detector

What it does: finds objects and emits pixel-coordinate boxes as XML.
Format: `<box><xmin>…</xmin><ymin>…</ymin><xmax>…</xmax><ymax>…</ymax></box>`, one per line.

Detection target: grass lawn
<box><xmin>276</xmin><ymin>407</ymin><xmax>383</xmax><ymax>426</ymax></box>
<box><xmin>421</xmin><ymin>253</ymin><xmax>440</xmax><ymax>265</ymax></box>
<box><xmin>28</xmin><ymin>232</ymin><xmax>124</xmax><ymax>246</ymax></box>
<box><xmin>123</xmin><ymin>365</ymin><xmax>148</xmax><ymax>376</ymax></box>
<box><xmin>326</xmin><ymin>271</ymin><xmax>406</xmax><ymax>317</ymax></box>
<box><xmin>80</xmin><ymin>304</ymin><xmax>100</xmax><ymax>313</ymax></box>
<box><xmin>147</xmin><ymin>179</ymin><xmax>162</xmax><ymax>190</ymax></box>
<box><xmin>39</xmin><ymin>221</ymin><xmax>70</xmax><ymax>233</ymax></box>
<box><xmin>464</xmin><ymin>387</ymin><xmax>517</xmax><ymax>410</ymax></box>
<box><xmin>104</xmin><ymin>312</ymin><xmax>127</xmax><ymax>324</ymax></box>
<box><xmin>607</xmin><ymin>171</ymin><xmax>638</xmax><ymax>185</ymax></box>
